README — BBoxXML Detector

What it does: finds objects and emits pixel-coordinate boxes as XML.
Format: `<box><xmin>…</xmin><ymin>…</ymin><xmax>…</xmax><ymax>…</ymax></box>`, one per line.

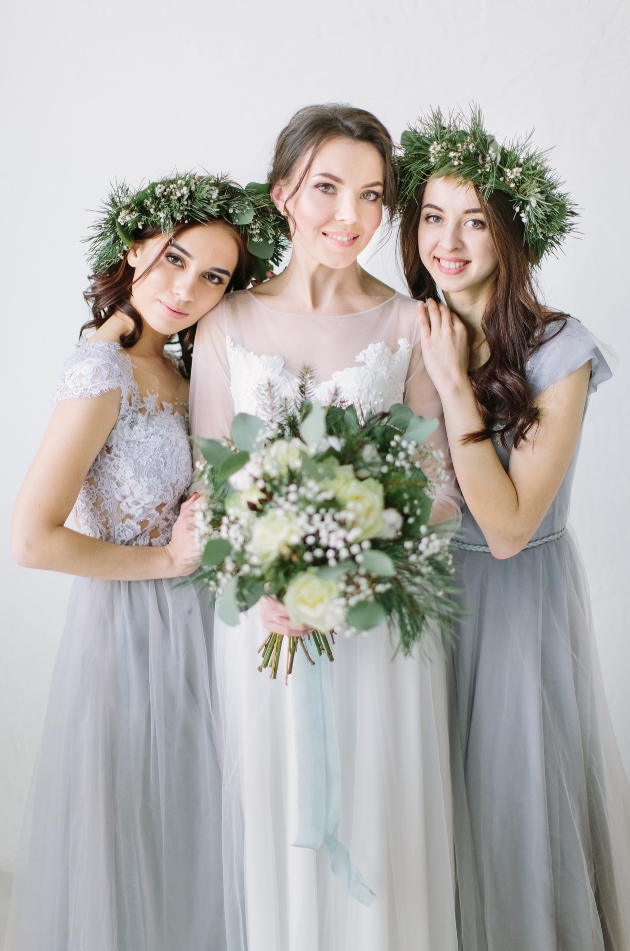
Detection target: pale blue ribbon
<box><xmin>291</xmin><ymin>647</ymin><xmax>376</xmax><ymax>906</ymax></box>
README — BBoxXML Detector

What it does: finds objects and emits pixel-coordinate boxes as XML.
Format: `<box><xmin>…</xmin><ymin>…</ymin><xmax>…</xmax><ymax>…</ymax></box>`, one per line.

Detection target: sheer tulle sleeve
<box><xmin>404</xmin><ymin>324</ymin><xmax>462</xmax><ymax>523</ymax></box>
<box><xmin>189</xmin><ymin>299</ymin><xmax>234</xmax><ymax>441</ymax></box>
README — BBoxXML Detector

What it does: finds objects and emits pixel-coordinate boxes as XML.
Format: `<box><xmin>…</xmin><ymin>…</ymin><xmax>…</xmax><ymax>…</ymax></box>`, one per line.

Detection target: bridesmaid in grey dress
<box><xmin>397</xmin><ymin>109</ymin><xmax>630</xmax><ymax>951</ymax></box>
<box><xmin>6</xmin><ymin>174</ymin><xmax>285</xmax><ymax>951</ymax></box>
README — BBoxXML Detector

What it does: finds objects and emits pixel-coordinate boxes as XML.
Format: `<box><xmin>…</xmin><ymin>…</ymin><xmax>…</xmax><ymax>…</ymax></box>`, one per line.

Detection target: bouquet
<box><xmin>194</xmin><ymin>382</ymin><xmax>458</xmax><ymax>682</ymax></box>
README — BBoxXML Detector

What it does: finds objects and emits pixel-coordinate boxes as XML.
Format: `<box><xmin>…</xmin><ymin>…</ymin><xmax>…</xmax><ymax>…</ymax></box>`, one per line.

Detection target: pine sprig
<box><xmin>396</xmin><ymin>106</ymin><xmax>578</xmax><ymax>263</ymax></box>
<box><xmin>85</xmin><ymin>173</ymin><xmax>290</xmax><ymax>275</ymax></box>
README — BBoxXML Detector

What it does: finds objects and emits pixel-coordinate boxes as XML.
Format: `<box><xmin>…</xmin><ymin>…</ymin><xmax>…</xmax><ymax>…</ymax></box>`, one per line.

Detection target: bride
<box><xmin>190</xmin><ymin>104</ymin><xmax>461</xmax><ymax>951</ymax></box>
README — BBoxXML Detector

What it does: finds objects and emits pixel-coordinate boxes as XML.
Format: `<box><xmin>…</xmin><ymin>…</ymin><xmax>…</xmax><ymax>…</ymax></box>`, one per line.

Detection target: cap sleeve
<box><xmin>52</xmin><ymin>341</ymin><xmax>133</xmax><ymax>407</ymax></box>
<box><xmin>528</xmin><ymin>317</ymin><xmax>616</xmax><ymax>398</ymax></box>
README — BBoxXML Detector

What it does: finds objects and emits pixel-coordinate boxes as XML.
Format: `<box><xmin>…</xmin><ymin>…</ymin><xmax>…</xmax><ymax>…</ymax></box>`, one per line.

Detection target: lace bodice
<box><xmin>225</xmin><ymin>334</ymin><xmax>412</xmax><ymax>422</ymax></box>
<box><xmin>190</xmin><ymin>289</ymin><xmax>461</xmax><ymax>519</ymax></box>
<box><xmin>53</xmin><ymin>342</ymin><xmax>192</xmax><ymax>546</ymax></box>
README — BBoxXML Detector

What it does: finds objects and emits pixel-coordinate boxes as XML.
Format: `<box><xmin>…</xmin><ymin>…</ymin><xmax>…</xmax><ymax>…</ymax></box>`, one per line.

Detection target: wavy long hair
<box><xmin>399</xmin><ymin>183</ymin><xmax>567</xmax><ymax>449</ymax></box>
<box><xmin>82</xmin><ymin>220</ymin><xmax>253</xmax><ymax>378</ymax></box>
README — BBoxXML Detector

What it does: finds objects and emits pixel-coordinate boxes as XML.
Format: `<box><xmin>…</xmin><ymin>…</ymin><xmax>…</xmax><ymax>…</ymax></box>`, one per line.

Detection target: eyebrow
<box><xmin>312</xmin><ymin>172</ymin><xmax>384</xmax><ymax>188</ymax></box>
<box><xmin>422</xmin><ymin>203</ymin><xmax>484</xmax><ymax>214</ymax></box>
<box><xmin>170</xmin><ymin>242</ymin><xmax>231</xmax><ymax>276</ymax></box>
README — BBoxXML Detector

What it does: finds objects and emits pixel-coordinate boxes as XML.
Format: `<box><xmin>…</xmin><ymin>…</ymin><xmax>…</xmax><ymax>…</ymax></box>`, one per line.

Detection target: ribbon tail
<box><xmin>291</xmin><ymin>648</ymin><xmax>376</xmax><ymax>905</ymax></box>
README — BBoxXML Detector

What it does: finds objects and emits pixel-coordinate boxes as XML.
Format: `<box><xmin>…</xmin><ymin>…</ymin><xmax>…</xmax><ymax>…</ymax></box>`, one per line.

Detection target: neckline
<box><xmin>244</xmin><ymin>288</ymin><xmax>400</xmax><ymax>319</ymax></box>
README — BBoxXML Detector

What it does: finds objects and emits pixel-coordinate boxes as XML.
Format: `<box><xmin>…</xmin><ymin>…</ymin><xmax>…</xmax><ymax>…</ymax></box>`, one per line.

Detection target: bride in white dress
<box><xmin>190</xmin><ymin>104</ymin><xmax>461</xmax><ymax>951</ymax></box>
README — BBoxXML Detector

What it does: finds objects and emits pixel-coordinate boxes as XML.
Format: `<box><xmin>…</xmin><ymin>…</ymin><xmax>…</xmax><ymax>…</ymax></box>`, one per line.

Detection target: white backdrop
<box><xmin>1</xmin><ymin>0</ymin><xmax>628</xmax><ymax>870</ymax></box>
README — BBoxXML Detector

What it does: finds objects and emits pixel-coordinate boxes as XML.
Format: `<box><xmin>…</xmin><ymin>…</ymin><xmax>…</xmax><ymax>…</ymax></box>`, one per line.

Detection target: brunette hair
<box><xmin>399</xmin><ymin>181</ymin><xmax>567</xmax><ymax>449</ymax></box>
<box><xmin>268</xmin><ymin>103</ymin><xmax>397</xmax><ymax>223</ymax></box>
<box><xmin>82</xmin><ymin>219</ymin><xmax>254</xmax><ymax>377</ymax></box>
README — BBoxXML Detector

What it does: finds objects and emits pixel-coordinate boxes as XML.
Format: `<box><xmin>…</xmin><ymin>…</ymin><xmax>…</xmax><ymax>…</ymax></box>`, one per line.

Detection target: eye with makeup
<box><xmin>464</xmin><ymin>218</ymin><xmax>486</xmax><ymax>230</ymax></box>
<box><xmin>316</xmin><ymin>182</ymin><xmax>336</xmax><ymax>195</ymax></box>
<box><xmin>424</xmin><ymin>213</ymin><xmax>443</xmax><ymax>224</ymax></box>
<box><xmin>360</xmin><ymin>190</ymin><xmax>381</xmax><ymax>202</ymax></box>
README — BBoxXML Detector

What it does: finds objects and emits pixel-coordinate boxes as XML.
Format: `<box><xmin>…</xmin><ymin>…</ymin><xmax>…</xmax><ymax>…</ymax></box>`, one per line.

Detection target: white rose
<box><xmin>226</xmin><ymin>487</ymin><xmax>264</xmax><ymax>514</ymax></box>
<box><xmin>378</xmin><ymin>508</ymin><xmax>403</xmax><ymax>539</ymax></box>
<box><xmin>229</xmin><ymin>465</ymin><xmax>255</xmax><ymax>491</ymax></box>
<box><xmin>250</xmin><ymin>508</ymin><xmax>300</xmax><ymax>563</ymax></box>
<box><xmin>335</xmin><ymin>476</ymin><xmax>385</xmax><ymax>540</ymax></box>
<box><xmin>263</xmin><ymin>438</ymin><xmax>303</xmax><ymax>476</ymax></box>
<box><xmin>284</xmin><ymin>571</ymin><xmax>344</xmax><ymax>630</ymax></box>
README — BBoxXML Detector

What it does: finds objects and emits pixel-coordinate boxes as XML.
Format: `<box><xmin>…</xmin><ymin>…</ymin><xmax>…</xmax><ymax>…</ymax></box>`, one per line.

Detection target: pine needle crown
<box><xmin>396</xmin><ymin>107</ymin><xmax>578</xmax><ymax>262</ymax></box>
<box><xmin>85</xmin><ymin>172</ymin><xmax>290</xmax><ymax>276</ymax></box>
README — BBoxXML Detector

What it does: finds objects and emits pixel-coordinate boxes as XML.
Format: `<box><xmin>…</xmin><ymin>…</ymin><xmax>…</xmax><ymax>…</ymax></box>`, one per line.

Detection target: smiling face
<box><xmin>417</xmin><ymin>175</ymin><xmax>499</xmax><ymax>301</ymax></box>
<box><xmin>272</xmin><ymin>136</ymin><xmax>385</xmax><ymax>269</ymax></box>
<box><xmin>126</xmin><ymin>220</ymin><xmax>240</xmax><ymax>336</ymax></box>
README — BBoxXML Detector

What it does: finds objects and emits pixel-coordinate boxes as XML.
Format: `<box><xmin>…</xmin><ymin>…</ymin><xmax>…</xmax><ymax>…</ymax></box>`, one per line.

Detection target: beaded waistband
<box><xmin>450</xmin><ymin>527</ymin><xmax>566</xmax><ymax>553</ymax></box>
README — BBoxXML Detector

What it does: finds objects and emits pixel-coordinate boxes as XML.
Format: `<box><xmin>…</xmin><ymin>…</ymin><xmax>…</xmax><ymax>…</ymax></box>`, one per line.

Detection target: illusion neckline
<box><xmin>244</xmin><ymin>288</ymin><xmax>401</xmax><ymax>320</ymax></box>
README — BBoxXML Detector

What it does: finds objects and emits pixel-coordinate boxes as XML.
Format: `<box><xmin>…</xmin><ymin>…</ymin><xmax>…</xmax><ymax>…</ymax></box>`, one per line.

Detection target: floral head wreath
<box><xmin>396</xmin><ymin>107</ymin><xmax>578</xmax><ymax>263</ymax></box>
<box><xmin>85</xmin><ymin>172</ymin><xmax>290</xmax><ymax>281</ymax></box>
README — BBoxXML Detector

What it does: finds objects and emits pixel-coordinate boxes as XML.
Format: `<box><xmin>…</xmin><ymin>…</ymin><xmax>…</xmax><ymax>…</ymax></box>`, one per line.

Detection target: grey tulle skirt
<box><xmin>4</xmin><ymin>575</ymin><xmax>226</xmax><ymax>951</ymax></box>
<box><xmin>448</xmin><ymin>528</ymin><xmax>630</xmax><ymax>951</ymax></box>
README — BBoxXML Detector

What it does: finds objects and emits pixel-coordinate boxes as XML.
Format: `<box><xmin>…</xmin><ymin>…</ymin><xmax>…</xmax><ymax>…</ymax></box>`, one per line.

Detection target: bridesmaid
<box><xmin>7</xmin><ymin>173</ymin><xmax>285</xmax><ymax>951</ymax></box>
<box><xmin>397</xmin><ymin>108</ymin><xmax>630</xmax><ymax>951</ymax></box>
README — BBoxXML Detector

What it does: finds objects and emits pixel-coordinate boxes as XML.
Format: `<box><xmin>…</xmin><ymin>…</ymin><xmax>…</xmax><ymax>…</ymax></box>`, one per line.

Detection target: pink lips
<box><xmin>322</xmin><ymin>231</ymin><xmax>359</xmax><ymax>249</ymax></box>
<box><xmin>435</xmin><ymin>257</ymin><xmax>470</xmax><ymax>276</ymax></box>
<box><xmin>159</xmin><ymin>299</ymin><xmax>189</xmax><ymax>319</ymax></box>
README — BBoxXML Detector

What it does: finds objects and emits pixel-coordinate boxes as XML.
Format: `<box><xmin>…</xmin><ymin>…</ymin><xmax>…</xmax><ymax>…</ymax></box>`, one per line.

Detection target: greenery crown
<box><xmin>85</xmin><ymin>172</ymin><xmax>290</xmax><ymax>279</ymax></box>
<box><xmin>396</xmin><ymin>107</ymin><xmax>578</xmax><ymax>262</ymax></box>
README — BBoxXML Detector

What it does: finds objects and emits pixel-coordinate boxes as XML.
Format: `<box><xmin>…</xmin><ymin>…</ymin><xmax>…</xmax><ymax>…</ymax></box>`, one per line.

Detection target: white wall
<box><xmin>1</xmin><ymin>0</ymin><xmax>628</xmax><ymax>868</ymax></box>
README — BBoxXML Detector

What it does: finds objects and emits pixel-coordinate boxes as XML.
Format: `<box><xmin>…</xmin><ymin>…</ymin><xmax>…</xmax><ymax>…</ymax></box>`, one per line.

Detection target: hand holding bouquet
<box><xmin>194</xmin><ymin>390</ymin><xmax>458</xmax><ymax>681</ymax></box>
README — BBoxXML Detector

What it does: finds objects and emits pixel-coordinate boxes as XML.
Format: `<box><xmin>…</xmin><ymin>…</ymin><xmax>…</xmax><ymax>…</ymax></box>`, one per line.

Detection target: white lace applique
<box><xmin>226</xmin><ymin>335</ymin><xmax>300</xmax><ymax>420</ymax></box>
<box><xmin>227</xmin><ymin>335</ymin><xmax>411</xmax><ymax>421</ymax></box>
<box><xmin>54</xmin><ymin>342</ymin><xmax>192</xmax><ymax>547</ymax></box>
<box><xmin>313</xmin><ymin>338</ymin><xmax>411</xmax><ymax>417</ymax></box>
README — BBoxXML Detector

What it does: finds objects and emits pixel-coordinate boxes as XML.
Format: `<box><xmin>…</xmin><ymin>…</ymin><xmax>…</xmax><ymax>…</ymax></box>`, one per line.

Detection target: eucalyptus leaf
<box><xmin>299</xmin><ymin>452</ymin><xmax>336</xmax><ymax>482</ymax></box>
<box><xmin>244</xmin><ymin>181</ymin><xmax>270</xmax><ymax>196</ymax></box>
<box><xmin>202</xmin><ymin>538</ymin><xmax>232</xmax><ymax>567</ymax></box>
<box><xmin>347</xmin><ymin>600</ymin><xmax>388</xmax><ymax>632</ymax></box>
<box><xmin>360</xmin><ymin>550</ymin><xmax>396</xmax><ymax>577</ymax></box>
<box><xmin>115</xmin><ymin>221</ymin><xmax>134</xmax><ymax>248</ymax></box>
<box><xmin>247</xmin><ymin>236</ymin><xmax>275</xmax><ymax>259</ymax></box>
<box><xmin>199</xmin><ymin>439</ymin><xmax>234</xmax><ymax>468</ymax></box>
<box><xmin>216</xmin><ymin>450</ymin><xmax>250</xmax><ymax>483</ymax></box>
<box><xmin>218</xmin><ymin>577</ymin><xmax>240</xmax><ymax>626</ymax></box>
<box><xmin>300</xmin><ymin>404</ymin><xmax>326</xmax><ymax>447</ymax></box>
<box><xmin>316</xmin><ymin>560</ymin><xmax>357</xmax><ymax>579</ymax></box>
<box><xmin>325</xmin><ymin>405</ymin><xmax>346</xmax><ymax>435</ymax></box>
<box><xmin>231</xmin><ymin>413</ymin><xmax>265</xmax><ymax>452</ymax></box>
<box><xmin>239</xmin><ymin>577</ymin><xmax>265</xmax><ymax>611</ymax></box>
<box><xmin>231</xmin><ymin>203</ymin><xmax>254</xmax><ymax>225</ymax></box>
<box><xmin>404</xmin><ymin>415</ymin><xmax>438</xmax><ymax>444</ymax></box>
<box><xmin>387</xmin><ymin>402</ymin><xmax>413</xmax><ymax>430</ymax></box>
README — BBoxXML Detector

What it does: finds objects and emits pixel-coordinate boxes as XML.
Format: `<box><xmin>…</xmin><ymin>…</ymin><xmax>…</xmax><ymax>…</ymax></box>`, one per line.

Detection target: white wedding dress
<box><xmin>190</xmin><ymin>290</ymin><xmax>461</xmax><ymax>951</ymax></box>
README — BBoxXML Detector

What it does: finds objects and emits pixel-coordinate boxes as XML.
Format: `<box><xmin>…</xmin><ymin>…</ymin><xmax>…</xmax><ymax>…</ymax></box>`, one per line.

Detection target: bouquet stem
<box><xmin>257</xmin><ymin>630</ymin><xmax>334</xmax><ymax>682</ymax></box>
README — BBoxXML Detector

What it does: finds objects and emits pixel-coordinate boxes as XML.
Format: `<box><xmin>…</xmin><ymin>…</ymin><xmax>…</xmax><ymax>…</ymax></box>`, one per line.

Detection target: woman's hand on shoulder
<box><xmin>163</xmin><ymin>493</ymin><xmax>203</xmax><ymax>576</ymax></box>
<box><xmin>417</xmin><ymin>299</ymin><xmax>470</xmax><ymax>396</ymax></box>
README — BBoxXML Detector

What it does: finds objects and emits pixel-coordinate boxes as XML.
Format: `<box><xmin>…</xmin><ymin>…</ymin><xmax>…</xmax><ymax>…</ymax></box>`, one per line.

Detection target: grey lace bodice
<box><xmin>458</xmin><ymin>317</ymin><xmax>614</xmax><ymax>547</ymax></box>
<box><xmin>53</xmin><ymin>341</ymin><xmax>192</xmax><ymax>546</ymax></box>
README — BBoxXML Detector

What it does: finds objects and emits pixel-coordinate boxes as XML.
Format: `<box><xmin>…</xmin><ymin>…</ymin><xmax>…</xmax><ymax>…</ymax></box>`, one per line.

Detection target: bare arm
<box><xmin>417</xmin><ymin>300</ymin><xmax>590</xmax><ymax>559</ymax></box>
<box><xmin>11</xmin><ymin>393</ymin><xmax>200</xmax><ymax>579</ymax></box>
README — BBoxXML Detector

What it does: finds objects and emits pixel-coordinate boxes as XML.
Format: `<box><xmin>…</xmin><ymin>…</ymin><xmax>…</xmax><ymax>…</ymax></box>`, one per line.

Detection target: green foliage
<box><xmin>396</xmin><ymin>106</ymin><xmax>578</xmax><ymax>263</ymax></box>
<box><xmin>347</xmin><ymin>600</ymin><xmax>388</xmax><ymax>632</ymax></box>
<box><xmin>85</xmin><ymin>173</ymin><xmax>290</xmax><ymax>275</ymax></box>
<box><xmin>202</xmin><ymin>538</ymin><xmax>232</xmax><ymax>567</ymax></box>
<box><xmin>231</xmin><ymin>413</ymin><xmax>265</xmax><ymax>452</ymax></box>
